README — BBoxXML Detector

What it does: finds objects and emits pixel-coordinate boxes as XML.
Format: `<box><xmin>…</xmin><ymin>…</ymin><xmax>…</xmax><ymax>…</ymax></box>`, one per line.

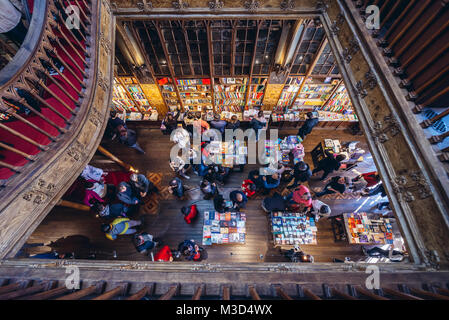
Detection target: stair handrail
<box><xmin>0</xmin><ymin>0</ymin><xmax>47</xmax><ymax>88</ymax></box>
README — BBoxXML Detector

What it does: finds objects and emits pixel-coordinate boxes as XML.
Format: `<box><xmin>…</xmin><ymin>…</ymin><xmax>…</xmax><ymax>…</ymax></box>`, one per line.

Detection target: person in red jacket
<box><xmin>154</xmin><ymin>245</ymin><xmax>173</xmax><ymax>262</ymax></box>
<box><xmin>182</xmin><ymin>204</ymin><xmax>198</xmax><ymax>224</ymax></box>
<box><xmin>241</xmin><ymin>179</ymin><xmax>256</xmax><ymax>198</ymax></box>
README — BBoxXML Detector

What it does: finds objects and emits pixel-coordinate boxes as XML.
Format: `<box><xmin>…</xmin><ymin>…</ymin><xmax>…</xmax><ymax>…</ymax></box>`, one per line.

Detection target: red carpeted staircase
<box><xmin>0</xmin><ymin>0</ymin><xmax>90</xmax><ymax>180</ymax></box>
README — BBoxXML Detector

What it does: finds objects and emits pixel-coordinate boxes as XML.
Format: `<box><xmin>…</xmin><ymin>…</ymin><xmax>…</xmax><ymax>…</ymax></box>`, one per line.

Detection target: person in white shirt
<box><xmin>308</xmin><ymin>199</ymin><xmax>331</xmax><ymax>221</ymax></box>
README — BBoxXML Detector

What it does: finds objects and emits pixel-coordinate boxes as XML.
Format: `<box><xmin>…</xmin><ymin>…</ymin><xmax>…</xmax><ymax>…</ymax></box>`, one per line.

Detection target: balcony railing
<box><xmin>352</xmin><ymin>0</ymin><xmax>449</xmax><ymax>162</ymax></box>
<box><xmin>0</xmin><ymin>0</ymin><xmax>93</xmax><ymax>184</ymax></box>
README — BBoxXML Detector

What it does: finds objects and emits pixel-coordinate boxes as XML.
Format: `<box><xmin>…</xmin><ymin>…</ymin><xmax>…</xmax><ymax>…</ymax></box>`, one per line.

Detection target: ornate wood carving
<box><xmin>342</xmin><ymin>37</ymin><xmax>360</xmax><ymax>63</ymax></box>
<box><xmin>137</xmin><ymin>0</ymin><xmax>153</xmax><ymax>11</ymax></box>
<box><xmin>97</xmin><ymin>70</ymin><xmax>110</xmax><ymax>92</ymax></box>
<box><xmin>208</xmin><ymin>0</ymin><xmax>224</xmax><ymax>10</ymax></box>
<box><xmin>316</xmin><ymin>0</ymin><xmax>330</xmax><ymax>12</ymax></box>
<box><xmin>99</xmin><ymin>31</ymin><xmax>112</xmax><ymax>55</ymax></box>
<box><xmin>330</xmin><ymin>13</ymin><xmax>345</xmax><ymax>35</ymax></box>
<box><xmin>391</xmin><ymin>171</ymin><xmax>432</xmax><ymax>203</ymax></box>
<box><xmin>243</xmin><ymin>0</ymin><xmax>260</xmax><ymax>11</ymax></box>
<box><xmin>280</xmin><ymin>0</ymin><xmax>295</xmax><ymax>11</ymax></box>
<box><xmin>172</xmin><ymin>0</ymin><xmax>189</xmax><ymax>10</ymax></box>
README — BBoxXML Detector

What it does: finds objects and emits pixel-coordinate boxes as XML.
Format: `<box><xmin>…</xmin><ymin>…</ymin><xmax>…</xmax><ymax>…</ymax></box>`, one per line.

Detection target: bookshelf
<box><xmin>292</xmin><ymin>78</ymin><xmax>335</xmax><ymax>111</ymax></box>
<box><xmin>120</xmin><ymin>77</ymin><xmax>152</xmax><ymax>113</ymax></box>
<box><xmin>214</xmin><ymin>77</ymin><xmax>248</xmax><ymax>113</ymax></box>
<box><xmin>246</xmin><ymin>77</ymin><xmax>268</xmax><ymax>109</ymax></box>
<box><xmin>158</xmin><ymin>77</ymin><xmax>180</xmax><ymax>113</ymax></box>
<box><xmin>112</xmin><ymin>78</ymin><xmax>136</xmax><ymax>113</ymax></box>
<box><xmin>320</xmin><ymin>84</ymin><xmax>353</xmax><ymax>114</ymax></box>
<box><xmin>176</xmin><ymin>78</ymin><xmax>213</xmax><ymax>114</ymax></box>
<box><xmin>274</xmin><ymin>77</ymin><xmax>304</xmax><ymax>112</ymax></box>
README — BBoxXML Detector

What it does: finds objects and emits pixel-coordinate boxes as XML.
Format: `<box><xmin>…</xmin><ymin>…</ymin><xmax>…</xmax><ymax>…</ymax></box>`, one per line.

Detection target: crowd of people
<box><xmin>48</xmin><ymin>108</ymin><xmax>393</xmax><ymax>263</ymax></box>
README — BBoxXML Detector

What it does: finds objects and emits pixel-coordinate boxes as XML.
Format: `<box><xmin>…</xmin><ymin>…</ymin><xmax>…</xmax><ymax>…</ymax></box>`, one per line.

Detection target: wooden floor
<box><xmin>24</xmin><ymin>125</ymin><xmax>391</xmax><ymax>263</ymax></box>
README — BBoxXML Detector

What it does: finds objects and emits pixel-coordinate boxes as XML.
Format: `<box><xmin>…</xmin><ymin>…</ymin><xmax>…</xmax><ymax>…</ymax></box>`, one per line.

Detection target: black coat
<box><xmin>298</xmin><ymin>118</ymin><xmax>319</xmax><ymax>138</ymax></box>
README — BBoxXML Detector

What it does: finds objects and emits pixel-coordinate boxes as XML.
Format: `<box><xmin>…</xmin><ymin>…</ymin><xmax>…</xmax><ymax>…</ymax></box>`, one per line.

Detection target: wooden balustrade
<box><xmin>1</xmin><ymin>276</ymin><xmax>447</xmax><ymax>300</ymax></box>
<box><xmin>158</xmin><ymin>284</ymin><xmax>179</xmax><ymax>300</ymax></box>
<box><xmin>248</xmin><ymin>286</ymin><xmax>261</xmax><ymax>300</ymax></box>
<box><xmin>351</xmin><ymin>0</ymin><xmax>449</xmax><ymax>162</ymax></box>
<box><xmin>0</xmin><ymin>0</ymin><xmax>94</xmax><ymax>182</ymax></box>
<box><xmin>275</xmin><ymin>286</ymin><xmax>293</xmax><ymax>300</ymax></box>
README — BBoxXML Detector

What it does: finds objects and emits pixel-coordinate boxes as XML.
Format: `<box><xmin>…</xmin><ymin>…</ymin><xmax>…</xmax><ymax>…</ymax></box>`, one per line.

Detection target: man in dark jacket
<box><xmin>230</xmin><ymin>190</ymin><xmax>248</xmax><ymax>209</ymax></box>
<box><xmin>312</xmin><ymin>151</ymin><xmax>346</xmax><ymax>180</ymax></box>
<box><xmin>287</xmin><ymin>161</ymin><xmax>313</xmax><ymax>189</ymax></box>
<box><xmin>161</xmin><ymin>112</ymin><xmax>180</xmax><ymax>135</ymax></box>
<box><xmin>297</xmin><ymin>112</ymin><xmax>319</xmax><ymax>140</ymax></box>
<box><xmin>248</xmin><ymin>169</ymin><xmax>264</xmax><ymax>189</ymax></box>
<box><xmin>129</xmin><ymin>173</ymin><xmax>158</xmax><ymax>198</ymax></box>
<box><xmin>118</xmin><ymin>126</ymin><xmax>145</xmax><ymax>154</ymax></box>
<box><xmin>210</xmin><ymin>114</ymin><xmax>227</xmax><ymax>135</ymax></box>
<box><xmin>117</xmin><ymin>182</ymin><xmax>140</xmax><ymax>205</ymax></box>
<box><xmin>226</xmin><ymin>115</ymin><xmax>241</xmax><ymax>131</ymax></box>
<box><xmin>106</xmin><ymin>110</ymin><xmax>126</xmax><ymax>139</ymax></box>
<box><xmin>133</xmin><ymin>232</ymin><xmax>160</xmax><ymax>254</ymax></box>
<box><xmin>315</xmin><ymin>176</ymin><xmax>347</xmax><ymax>197</ymax></box>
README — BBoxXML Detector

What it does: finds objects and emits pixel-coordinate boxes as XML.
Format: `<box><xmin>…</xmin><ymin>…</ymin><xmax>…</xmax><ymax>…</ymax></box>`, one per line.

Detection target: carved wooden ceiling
<box><xmin>116</xmin><ymin>18</ymin><xmax>339</xmax><ymax>79</ymax></box>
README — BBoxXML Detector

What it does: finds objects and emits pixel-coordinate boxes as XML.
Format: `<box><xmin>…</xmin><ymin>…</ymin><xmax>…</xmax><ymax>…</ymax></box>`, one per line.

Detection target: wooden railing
<box><xmin>352</xmin><ymin>0</ymin><xmax>449</xmax><ymax>161</ymax></box>
<box><xmin>0</xmin><ymin>0</ymin><xmax>114</xmax><ymax>259</ymax></box>
<box><xmin>0</xmin><ymin>275</ymin><xmax>448</xmax><ymax>300</ymax></box>
<box><xmin>0</xmin><ymin>0</ymin><xmax>92</xmax><ymax>183</ymax></box>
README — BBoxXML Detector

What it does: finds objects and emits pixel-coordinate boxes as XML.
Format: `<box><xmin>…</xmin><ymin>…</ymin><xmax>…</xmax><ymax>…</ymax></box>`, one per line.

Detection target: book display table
<box><xmin>270</xmin><ymin>212</ymin><xmax>318</xmax><ymax>248</ymax></box>
<box><xmin>202</xmin><ymin>211</ymin><xmax>247</xmax><ymax>246</ymax></box>
<box><xmin>343</xmin><ymin>212</ymin><xmax>394</xmax><ymax>245</ymax></box>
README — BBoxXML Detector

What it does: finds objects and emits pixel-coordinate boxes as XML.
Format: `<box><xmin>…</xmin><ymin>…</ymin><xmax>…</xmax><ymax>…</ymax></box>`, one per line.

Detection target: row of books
<box><xmin>176</xmin><ymin>78</ymin><xmax>211</xmax><ymax>85</ymax></box>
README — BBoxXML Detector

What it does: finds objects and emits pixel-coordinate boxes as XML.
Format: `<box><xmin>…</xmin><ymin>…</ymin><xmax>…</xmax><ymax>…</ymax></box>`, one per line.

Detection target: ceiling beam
<box><xmin>154</xmin><ymin>21</ymin><xmax>185</xmax><ymax>111</ymax></box>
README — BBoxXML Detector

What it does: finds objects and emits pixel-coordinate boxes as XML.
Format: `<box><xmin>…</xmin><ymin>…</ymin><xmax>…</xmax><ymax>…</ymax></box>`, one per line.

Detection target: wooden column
<box><xmin>302</xmin><ymin>287</ymin><xmax>322</xmax><ymax>300</ymax></box>
<box><xmin>330</xmin><ymin>287</ymin><xmax>358</xmax><ymax>300</ymax></box>
<box><xmin>0</xmin><ymin>282</ymin><xmax>49</xmax><ymax>300</ymax></box>
<box><xmin>56</xmin><ymin>283</ymin><xmax>103</xmax><ymax>300</ymax></box>
<box><xmin>275</xmin><ymin>286</ymin><xmax>293</xmax><ymax>300</ymax></box>
<box><xmin>192</xmin><ymin>285</ymin><xmax>204</xmax><ymax>300</ymax></box>
<box><xmin>158</xmin><ymin>284</ymin><xmax>179</xmax><ymax>300</ymax></box>
<box><xmin>409</xmin><ymin>287</ymin><xmax>449</xmax><ymax>300</ymax></box>
<box><xmin>126</xmin><ymin>286</ymin><xmax>151</xmax><ymax>300</ymax></box>
<box><xmin>354</xmin><ymin>286</ymin><xmax>389</xmax><ymax>300</ymax></box>
<box><xmin>382</xmin><ymin>287</ymin><xmax>423</xmax><ymax>300</ymax></box>
<box><xmin>244</xmin><ymin>21</ymin><xmax>262</xmax><ymax>107</ymax></box>
<box><xmin>0</xmin><ymin>281</ymin><xmax>30</xmax><ymax>295</ymax></box>
<box><xmin>248</xmin><ymin>286</ymin><xmax>261</xmax><ymax>300</ymax></box>
<box><xmin>222</xmin><ymin>286</ymin><xmax>230</xmax><ymax>300</ymax></box>
<box><xmin>22</xmin><ymin>286</ymin><xmax>70</xmax><ymax>300</ymax></box>
<box><xmin>92</xmin><ymin>283</ymin><xmax>128</xmax><ymax>300</ymax></box>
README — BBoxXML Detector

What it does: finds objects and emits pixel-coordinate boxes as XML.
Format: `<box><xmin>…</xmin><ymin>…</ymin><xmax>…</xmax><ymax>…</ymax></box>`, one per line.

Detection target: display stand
<box><xmin>202</xmin><ymin>211</ymin><xmax>246</xmax><ymax>245</ymax></box>
<box><xmin>270</xmin><ymin>212</ymin><xmax>318</xmax><ymax>248</ymax></box>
